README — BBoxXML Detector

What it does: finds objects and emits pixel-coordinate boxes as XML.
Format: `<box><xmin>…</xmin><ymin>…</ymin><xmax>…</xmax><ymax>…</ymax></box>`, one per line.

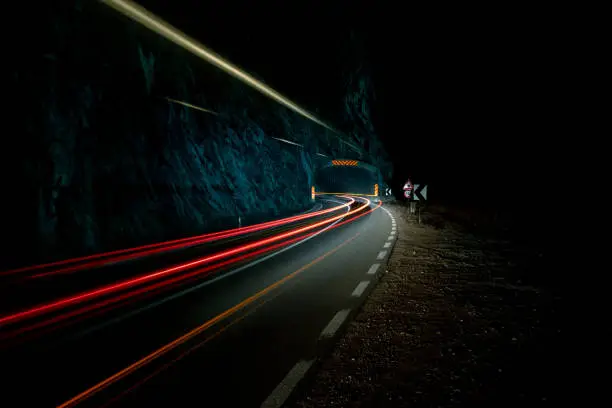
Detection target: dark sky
<box><xmin>138</xmin><ymin>0</ymin><xmax>557</xmax><ymax>205</ymax></box>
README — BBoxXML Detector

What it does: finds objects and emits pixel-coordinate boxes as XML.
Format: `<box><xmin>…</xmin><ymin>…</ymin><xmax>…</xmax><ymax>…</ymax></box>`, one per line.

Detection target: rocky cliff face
<box><xmin>3</xmin><ymin>2</ymin><xmax>390</xmax><ymax>268</ymax></box>
<box><xmin>340</xmin><ymin>32</ymin><xmax>393</xmax><ymax>180</ymax></box>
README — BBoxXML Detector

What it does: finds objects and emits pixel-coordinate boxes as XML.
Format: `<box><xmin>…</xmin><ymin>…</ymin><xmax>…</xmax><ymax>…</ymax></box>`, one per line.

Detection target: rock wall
<box><xmin>3</xmin><ymin>2</ymin><xmax>390</xmax><ymax>268</ymax></box>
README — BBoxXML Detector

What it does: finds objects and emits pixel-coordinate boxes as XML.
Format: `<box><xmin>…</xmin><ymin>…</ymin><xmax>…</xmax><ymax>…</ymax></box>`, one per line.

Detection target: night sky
<box><xmin>138</xmin><ymin>0</ymin><xmax>556</xmax><ymax>207</ymax></box>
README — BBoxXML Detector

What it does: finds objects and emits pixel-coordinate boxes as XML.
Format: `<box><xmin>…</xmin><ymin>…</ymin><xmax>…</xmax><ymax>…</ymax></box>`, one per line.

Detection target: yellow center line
<box><xmin>58</xmin><ymin>231</ymin><xmax>360</xmax><ymax>407</ymax></box>
<box><xmin>101</xmin><ymin>275</ymin><xmax>291</xmax><ymax>407</ymax></box>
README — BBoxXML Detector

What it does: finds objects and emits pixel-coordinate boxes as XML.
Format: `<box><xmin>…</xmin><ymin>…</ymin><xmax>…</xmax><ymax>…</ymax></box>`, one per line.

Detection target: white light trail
<box><xmin>101</xmin><ymin>0</ymin><xmax>336</xmax><ymax>132</ymax></box>
<box><xmin>164</xmin><ymin>97</ymin><xmax>218</xmax><ymax>115</ymax></box>
<box><xmin>271</xmin><ymin>137</ymin><xmax>303</xmax><ymax>148</ymax></box>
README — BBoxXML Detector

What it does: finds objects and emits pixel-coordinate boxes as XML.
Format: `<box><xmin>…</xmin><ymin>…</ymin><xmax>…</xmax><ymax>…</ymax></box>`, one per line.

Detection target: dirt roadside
<box><xmin>285</xmin><ymin>202</ymin><xmax>564</xmax><ymax>407</ymax></box>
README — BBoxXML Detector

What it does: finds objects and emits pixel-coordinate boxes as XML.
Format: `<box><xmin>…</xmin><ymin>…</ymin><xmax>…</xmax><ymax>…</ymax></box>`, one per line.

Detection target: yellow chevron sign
<box><xmin>331</xmin><ymin>160</ymin><xmax>358</xmax><ymax>166</ymax></box>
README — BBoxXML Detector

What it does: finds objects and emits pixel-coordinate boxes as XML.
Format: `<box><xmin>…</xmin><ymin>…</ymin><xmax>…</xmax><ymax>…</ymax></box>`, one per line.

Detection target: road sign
<box><xmin>385</xmin><ymin>187</ymin><xmax>392</xmax><ymax>196</ymax></box>
<box><xmin>402</xmin><ymin>179</ymin><xmax>413</xmax><ymax>199</ymax></box>
<box><xmin>331</xmin><ymin>160</ymin><xmax>358</xmax><ymax>166</ymax></box>
<box><xmin>413</xmin><ymin>184</ymin><xmax>428</xmax><ymax>201</ymax></box>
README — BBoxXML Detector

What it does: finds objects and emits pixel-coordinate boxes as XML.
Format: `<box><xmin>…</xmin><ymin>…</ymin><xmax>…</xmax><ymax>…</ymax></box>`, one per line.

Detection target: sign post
<box><xmin>412</xmin><ymin>184</ymin><xmax>428</xmax><ymax>221</ymax></box>
<box><xmin>403</xmin><ymin>179</ymin><xmax>428</xmax><ymax>216</ymax></box>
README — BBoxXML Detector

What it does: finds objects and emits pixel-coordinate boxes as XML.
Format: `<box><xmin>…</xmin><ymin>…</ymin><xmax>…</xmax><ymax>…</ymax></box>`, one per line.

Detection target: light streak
<box><xmin>57</xmin><ymin>231</ymin><xmax>362</xmax><ymax>408</ymax></box>
<box><xmin>163</xmin><ymin>97</ymin><xmax>217</xmax><ymax>115</ymax></box>
<box><xmin>0</xmin><ymin>198</ymin><xmax>370</xmax><ymax>327</ymax></box>
<box><xmin>1</xmin><ymin>199</ymin><xmax>353</xmax><ymax>277</ymax></box>
<box><xmin>2</xmin><ymin>200</ymin><xmax>378</xmax><ymax>341</ymax></box>
<box><xmin>271</xmin><ymin>137</ymin><xmax>303</xmax><ymax>148</ymax></box>
<box><xmin>101</xmin><ymin>0</ymin><xmax>336</xmax><ymax>132</ymax></box>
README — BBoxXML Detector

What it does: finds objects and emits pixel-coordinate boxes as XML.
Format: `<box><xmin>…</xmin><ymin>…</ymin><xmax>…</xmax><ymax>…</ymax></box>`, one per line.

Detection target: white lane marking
<box><xmin>301</xmin><ymin>203</ymin><xmax>322</xmax><ymax>214</ymax></box>
<box><xmin>381</xmin><ymin>206</ymin><xmax>393</xmax><ymax>215</ymax></box>
<box><xmin>387</xmin><ymin>235</ymin><xmax>394</xmax><ymax>241</ymax></box>
<box><xmin>391</xmin><ymin>227</ymin><xmax>396</xmax><ymax>231</ymax></box>
<box><xmin>377</xmin><ymin>250</ymin><xmax>387</xmax><ymax>260</ymax></box>
<box><xmin>75</xmin><ymin>205</ymin><xmax>352</xmax><ymax>339</ymax></box>
<box><xmin>383</xmin><ymin>242</ymin><xmax>391</xmax><ymax>248</ymax></box>
<box><xmin>320</xmin><ymin>309</ymin><xmax>351</xmax><ymax>337</ymax></box>
<box><xmin>261</xmin><ymin>360</ymin><xmax>313</xmax><ymax>408</ymax></box>
<box><xmin>390</xmin><ymin>230</ymin><xmax>396</xmax><ymax>235</ymax></box>
<box><xmin>351</xmin><ymin>281</ymin><xmax>370</xmax><ymax>297</ymax></box>
<box><xmin>366</xmin><ymin>263</ymin><xmax>380</xmax><ymax>275</ymax></box>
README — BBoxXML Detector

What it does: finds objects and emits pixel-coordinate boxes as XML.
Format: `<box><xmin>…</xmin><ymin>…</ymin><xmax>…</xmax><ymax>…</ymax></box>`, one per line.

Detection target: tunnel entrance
<box><xmin>314</xmin><ymin>160</ymin><xmax>378</xmax><ymax>196</ymax></box>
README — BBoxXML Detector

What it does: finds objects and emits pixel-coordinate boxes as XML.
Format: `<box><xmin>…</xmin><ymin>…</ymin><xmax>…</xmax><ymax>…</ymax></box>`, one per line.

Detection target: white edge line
<box><xmin>320</xmin><ymin>309</ymin><xmax>351</xmax><ymax>337</ymax></box>
<box><xmin>383</xmin><ymin>242</ymin><xmax>391</xmax><ymax>248</ymax></box>
<box><xmin>366</xmin><ymin>263</ymin><xmax>380</xmax><ymax>275</ymax></box>
<box><xmin>74</xmin><ymin>204</ymin><xmax>351</xmax><ymax>338</ymax></box>
<box><xmin>377</xmin><ymin>250</ymin><xmax>387</xmax><ymax>260</ymax></box>
<box><xmin>261</xmin><ymin>360</ymin><xmax>313</xmax><ymax>408</ymax></box>
<box><xmin>387</xmin><ymin>235</ymin><xmax>394</xmax><ymax>241</ymax></box>
<box><xmin>301</xmin><ymin>202</ymin><xmax>323</xmax><ymax>214</ymax></box>
<box><xmin>351</xmin><ymin>281</ymin><xmax>370</xmax><ymax>297</ymax></box>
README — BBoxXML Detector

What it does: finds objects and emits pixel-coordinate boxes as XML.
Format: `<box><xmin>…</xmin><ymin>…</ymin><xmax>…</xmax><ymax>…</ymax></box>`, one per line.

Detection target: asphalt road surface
<box><xmin>0</xmin><ymin>196</ymin><xmax>397</xmax><ymax>407</ymax></box>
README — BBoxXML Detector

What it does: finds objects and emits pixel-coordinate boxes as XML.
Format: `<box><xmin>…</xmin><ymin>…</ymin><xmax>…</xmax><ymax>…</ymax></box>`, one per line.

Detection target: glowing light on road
<box><xmin>56</xmin><ymin>200</ymin><xmax>382</xmax><ymax>406</ymax></box>
<box><xmin>1</xmin><ymin>199</ymin><xmax>353</xmax><ymax>277</ymax></box>
<box><xmin>57</xmin><ymin>231</ymin><xmax>362</xmax><ymax>408</ymax></box>
<box><xmin>101</xmin><ymin>0</ymin><xmax>335</xmax><ymax>132</ymax></box>
<box><xmin>311</xmin><ymin>186</ymin><xmax>315</xmax><ymax>200</ymax></box>
<box><xmin>0</xmin><ymin>233</ymin><xmax>313</xmax><ymax>343</ymax></box>
<box><xmin>1</xmin><ymin>197</ymin><xmax>379</xmax><ymax>341</ymax></box>
<box><xmin>0</xmin><ymin>199</ymin><xmax>370</xmax><ymax>327</ymax></box>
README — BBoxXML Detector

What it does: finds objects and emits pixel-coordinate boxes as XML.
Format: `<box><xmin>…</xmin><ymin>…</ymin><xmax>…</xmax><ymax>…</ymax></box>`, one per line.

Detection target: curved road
<box><xmin>0</xmin><ymin>196</ymin><xmax>397</xmax><ymax>407</ymax></box>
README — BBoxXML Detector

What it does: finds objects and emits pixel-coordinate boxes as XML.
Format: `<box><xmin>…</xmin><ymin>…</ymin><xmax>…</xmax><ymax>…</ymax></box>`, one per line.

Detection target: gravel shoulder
<box><xmin>286</xmin><ymin>202</ymin><xmax>564</xmax><ymax>407</ymax></box>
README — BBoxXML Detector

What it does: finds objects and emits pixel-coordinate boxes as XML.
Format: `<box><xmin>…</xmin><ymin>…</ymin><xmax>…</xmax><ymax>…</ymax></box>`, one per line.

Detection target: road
<box><xmin>0</xmin><ymin>195</ymin><xmax>397</xmax><ymax>407</ymax></box>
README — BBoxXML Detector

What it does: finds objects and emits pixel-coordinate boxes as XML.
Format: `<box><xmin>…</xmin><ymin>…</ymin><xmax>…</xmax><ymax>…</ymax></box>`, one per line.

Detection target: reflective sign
<box><xmin>403</xmin><ymin>179</ymin><xmax>413</xmax><ymax>199</ymax></box>
<box><xmin>331</xmin><ymin>160</ymin><xmax>358</xmax><ymax>166</ymax></box>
